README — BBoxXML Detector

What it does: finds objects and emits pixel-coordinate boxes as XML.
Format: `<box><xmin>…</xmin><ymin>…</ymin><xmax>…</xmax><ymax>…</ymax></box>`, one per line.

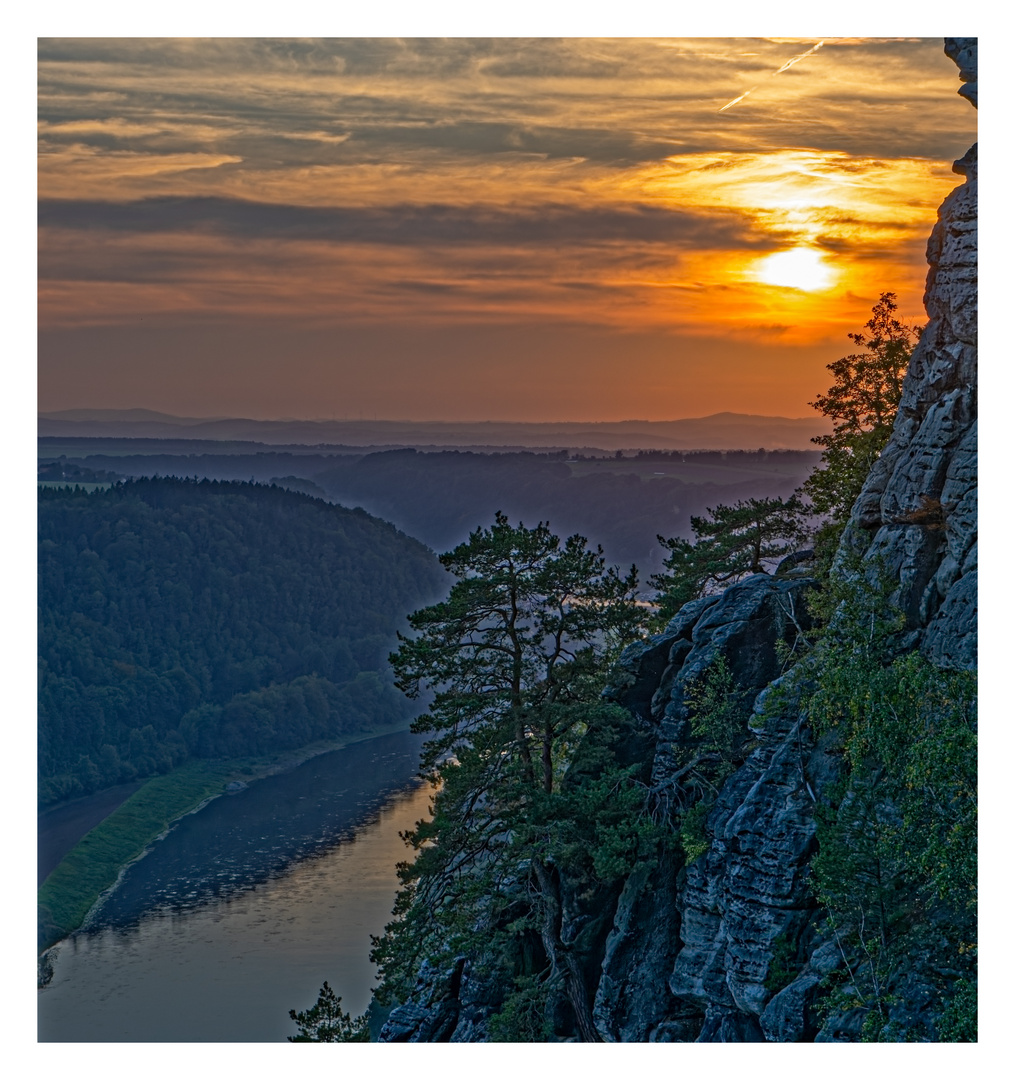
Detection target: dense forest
<box><xmin>38</xmin><ymin>479</ymin><xmax>446</xmax><ymax>806</ymax></box>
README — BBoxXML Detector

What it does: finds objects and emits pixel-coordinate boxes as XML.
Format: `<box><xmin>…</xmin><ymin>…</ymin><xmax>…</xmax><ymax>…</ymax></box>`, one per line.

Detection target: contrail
<box><xmin>718</xmin><ymin>89</ymin><xmax>755</xmax><ymax>113</ymax></box>
<box><xmin>774</xmin><ymin>40</ymin><xmax>825</xmax><ymax>75</ymax></box>
<box><xmin>719</xmin><ymin>40</ymin><xmax>826</xmax><ymax>113</ymax></box>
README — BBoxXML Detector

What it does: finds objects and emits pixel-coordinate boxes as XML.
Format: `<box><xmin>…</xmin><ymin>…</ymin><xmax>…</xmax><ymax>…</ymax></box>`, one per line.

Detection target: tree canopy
<box><xmin>38</xmin><ymin>478</ymin><xmax>445</xmax><ymax>805</ymax></box>
<box><xmin>650</xmin><ymin>495</ymin><xmax>809</xmax><ymax>623</ymax></box>
<box><xmin>802</xmin><ymin>292</ymin><xmax>919</xmax><ymax>525</ymax></box>
<box><xmin>288</xmin><ymin>982</ymin><xmax>369</xmax><ymax>1042</ymax></box>
<box><xmin>372</xmin><ymin>513</ymin><xmax>651</xmax><ymax>1041</ymax></box>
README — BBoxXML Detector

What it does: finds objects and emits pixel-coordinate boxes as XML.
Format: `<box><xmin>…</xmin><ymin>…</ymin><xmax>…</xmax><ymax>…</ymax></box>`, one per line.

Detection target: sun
<box><xmin>756</xmin><ymin>247</ymin><xmax>837</xmax><ymax>291</ymax></box>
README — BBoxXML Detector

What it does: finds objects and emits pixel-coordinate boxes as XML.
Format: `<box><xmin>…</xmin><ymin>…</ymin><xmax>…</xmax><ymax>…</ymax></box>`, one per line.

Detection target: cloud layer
<box><xmin>37</xmin><ymin>37</ymin><xmax>976</xmax><ymax>421</ymax></box>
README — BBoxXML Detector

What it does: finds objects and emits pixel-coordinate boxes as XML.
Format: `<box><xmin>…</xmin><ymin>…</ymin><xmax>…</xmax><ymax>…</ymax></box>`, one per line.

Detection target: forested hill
<box><xmin>38</xmin><ymin>478</ymin><xmax>446</xmax><ymax>807</ymax></box>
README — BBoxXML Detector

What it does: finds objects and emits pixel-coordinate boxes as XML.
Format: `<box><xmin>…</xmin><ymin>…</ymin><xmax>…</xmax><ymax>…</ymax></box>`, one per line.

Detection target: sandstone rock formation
<box><xmin>378</xmin><ymin>38</ymin><xmax>976</xmax><ymax>1042</ymax></box>
<box><xmin>847</xmin><ymin>34</ymin><xmax>976</xmax><ymax>672</ymax></box>
<box><xmin>592</xmin><ymin>36</ymin><xmax>977</xmax><ymax>1043</ymax></box>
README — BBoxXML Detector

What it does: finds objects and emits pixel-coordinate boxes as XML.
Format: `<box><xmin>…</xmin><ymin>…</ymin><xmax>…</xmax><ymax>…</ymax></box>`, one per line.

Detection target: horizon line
<box><xmin>38</xmin><ymin>409</ymin><xmax>822</xmax><ymax>425</ymax></box>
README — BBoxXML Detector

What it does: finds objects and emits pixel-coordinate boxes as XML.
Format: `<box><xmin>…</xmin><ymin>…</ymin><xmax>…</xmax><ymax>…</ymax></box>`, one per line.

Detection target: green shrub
<box><xmin>487</xmin><ymin>974</ymin><xmax>554</xmax><ymax>1042</ymax></box>
<box><xmin>937</xmin><ymin>978</ymin><xmax>977</xmax><ymax>1042</ymax></box>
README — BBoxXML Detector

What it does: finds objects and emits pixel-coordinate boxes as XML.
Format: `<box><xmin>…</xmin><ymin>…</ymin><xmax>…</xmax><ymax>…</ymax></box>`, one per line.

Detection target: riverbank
<box><xmin>37</xmin><ymin>720</ymin><xmax>417</xmax><ymax>955</ymax></box>
<box><xmin>38</xmin><ymin>759</ymin><xmax>431</xmax><ymax>1041</ymax></box>
<box><xmin>39</xmin><ymin>780</ymin><xmax>145</xmax><ymax>885</ymax></box>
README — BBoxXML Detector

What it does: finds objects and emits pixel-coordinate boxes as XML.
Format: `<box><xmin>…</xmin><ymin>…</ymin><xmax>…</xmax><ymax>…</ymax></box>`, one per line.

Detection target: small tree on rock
<box><xmin>288</xmin><ymin>981</ymin><xmax>369</xmax><ymax>1042</ymax></box>
<box><xmin>802</xmin><ymin>292</ymin><xmax>919</xmax><ymax>526</ymax></box>
<box><xmin>651</xmin><ymin>495</ymin><xmax>809</xmax><ymax>623</ymax></box>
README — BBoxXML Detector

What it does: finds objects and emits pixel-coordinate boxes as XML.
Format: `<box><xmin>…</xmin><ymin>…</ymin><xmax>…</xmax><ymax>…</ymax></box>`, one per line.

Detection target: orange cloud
<box><xmin>37</xmin><ymin>37</ymin><xmax>975</xmax><ymax>421</ymax></box>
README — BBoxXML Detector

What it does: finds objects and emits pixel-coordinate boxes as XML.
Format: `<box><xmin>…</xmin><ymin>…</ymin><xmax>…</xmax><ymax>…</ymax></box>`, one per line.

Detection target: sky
<box><xmin>37</xmin><ymin>36</ymin><xmax>976</xmax><ymax>422</ymax></box>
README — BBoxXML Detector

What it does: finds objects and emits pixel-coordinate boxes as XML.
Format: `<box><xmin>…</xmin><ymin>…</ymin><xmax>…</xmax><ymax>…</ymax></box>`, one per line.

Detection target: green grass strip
<box><xmin>38</xmin><ymin>760</ymin><xmax>235</xmax><ymax>952</ymax></box>
<box><xmin>38</xmin><ymin>720</ymin><xmax>415</xmax><ymax>954</ymax></box>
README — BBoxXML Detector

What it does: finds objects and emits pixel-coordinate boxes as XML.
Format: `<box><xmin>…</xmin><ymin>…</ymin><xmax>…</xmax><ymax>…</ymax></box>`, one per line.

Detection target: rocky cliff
<box><xmin>594</xmin><ymin>36</ymin><xmax>975</xmax><ymax>1044</ymax></box>
<box><xmin>377</xmin><ymin>38</ymin><xmax>976</xmax><ymax>1043</ymax></box>
<box><xmin>846</xmin><ymin>36</ymin><xmax>977</xmax><ymax>673</ymax></box>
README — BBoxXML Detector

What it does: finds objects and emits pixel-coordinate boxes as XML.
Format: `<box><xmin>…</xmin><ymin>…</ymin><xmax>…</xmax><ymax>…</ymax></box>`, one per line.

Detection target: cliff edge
<box><xmin>594</xmin><ymin>35</ymin><xmax>977</xmax><ymax>1043</ymax></box>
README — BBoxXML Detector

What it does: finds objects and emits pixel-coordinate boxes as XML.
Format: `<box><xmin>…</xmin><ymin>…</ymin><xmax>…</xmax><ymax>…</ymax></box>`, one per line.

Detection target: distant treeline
<box><xmin>629</xmin><ymin>448</ymin><xmax>813</xmax><ymax>463</ymax></box>
<box><xmin>38</xmin><ymin>444</ymin><xmax>820</xmax><ymax>576</ymax></box>
<box><xmin>310</xmin><ymin>449</ymin><xmax>819</xmax><ymax>573</ymax></box>
<box><xmin>38</xmin><ymin>457</ymin><xmax>121</xmax><ymax>483</ymax></box>
<box><xmin>38</xmin><ymin>478</ymin><xmax>445</xmax><ymax>806</ymax></box>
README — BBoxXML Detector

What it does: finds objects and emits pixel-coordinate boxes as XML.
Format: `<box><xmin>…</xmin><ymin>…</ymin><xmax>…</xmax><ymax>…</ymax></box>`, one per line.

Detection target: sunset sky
<box><xmin>37</xmin><ymin>35</ymin><xmax>976</xmax><ymax>422</ymax></box>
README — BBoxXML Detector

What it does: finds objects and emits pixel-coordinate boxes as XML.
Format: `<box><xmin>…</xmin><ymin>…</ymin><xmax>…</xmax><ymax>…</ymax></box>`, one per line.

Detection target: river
<box><xmin>37</xmin><ymin>729</ymin><xmax>431</xmax><ymax>1042</ymax></box>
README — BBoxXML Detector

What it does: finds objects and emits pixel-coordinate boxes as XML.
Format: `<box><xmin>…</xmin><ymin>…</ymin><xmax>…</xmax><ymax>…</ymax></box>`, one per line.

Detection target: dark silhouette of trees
<box><xmin>288</xmin><ymin>982</ymin><xmax>369</xmax><ymax>1042</ymax></box>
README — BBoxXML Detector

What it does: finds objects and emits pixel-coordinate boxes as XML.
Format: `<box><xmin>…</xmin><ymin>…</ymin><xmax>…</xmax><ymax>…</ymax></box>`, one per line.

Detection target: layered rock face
<box><xmin>847</xmin><ymin>38</ymin><xmax>977</xmax><ymax>672</ymax></box>
<box><xmin>378</xmin><ymin>38</ymin><xmax>976</xmax><ymax>1043</ymax></box>
<box><xmin>593</xmin><ymin>36</ymin><xmax>977</xmax><ymax>1043</ymax></box>
<box><xmin>597</xmin><ymin>569</ymin><xmax>829</xmax><ymax>1043</ymax></box>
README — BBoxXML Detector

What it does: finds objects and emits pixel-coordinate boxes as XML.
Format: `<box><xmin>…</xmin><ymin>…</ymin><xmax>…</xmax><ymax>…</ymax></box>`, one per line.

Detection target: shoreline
<box><xmin>37</xmin><ymin>720</ymin><xmax>417</xmax><ymax>962</ymax></box>
<box><xmin>39</xmin><ymin>780</ymin><xmax>146</xmax><ymax>885</ymax></box>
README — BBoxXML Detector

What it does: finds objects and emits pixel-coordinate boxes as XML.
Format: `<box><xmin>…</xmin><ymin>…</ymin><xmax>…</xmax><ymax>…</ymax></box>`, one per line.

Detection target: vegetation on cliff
<box><xmin>370</xmin><ymin>513</ymin><xmax>655</xmax><ymax>1041</ymax></box>
<box><xmin>646</xmin><ymin>286</ymin><xmax>974</xmax><ymax>1036</ymax></box>
<box><xmin>802</xmin><ymin>292</ymin><xmax>919</xmax><ymax>529</ymax></box>
<box><xmin>354</xmin><ymin>293</ymin><xmax>974</xmax><ymax>1042</ymax></box>
<box><xmin>651</xmin><ymin>495</ymin><xmax>809</xmax><ymax>623</ymax></box>
<box><xmin>801</xmin><ymin>565</ymin><xmax>977</xmax><ymax>1040</ymax></box>
<box><xmin>651</xmin><ymin>292</ymin><xmax>919</xmax><ymax>614</ymax></box>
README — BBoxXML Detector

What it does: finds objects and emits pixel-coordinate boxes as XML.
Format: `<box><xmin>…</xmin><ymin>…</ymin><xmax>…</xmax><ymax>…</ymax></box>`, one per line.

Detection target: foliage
<box><xmin>765</xmin><ymin>931</ymin><xmax>804</xmax><ymax>996</ymax></box>
<box><xmin>684</xmin><ymin>653</ymin><xmax>752</xmax><ymax>767</ymax></box>
<box><xmin>38</xmin><ymin>478</ymin><xmax>445</xmax><ymax>805</ymax></box>
<box><xmin>936</xmin><ymin>978</ymin><xmax>977</xmax><ymax>1042</ymax></box>
<box><xmin>794</xmin><ymin>568</ymin><xmax>976</xmax><ymax>1041</ymax></box>
<box><xmin>665</xmin><ymin>654</ymin><xmax>755</xmax><ymax>863</ymax></box>
<box><xmin>651</xmin><ymin>495</ymin><xmax>809</xmax><ymax>622</ymax></box>
<box><xmin>677</xmin><ymin>800</ymin><xmax>711</xmax><ymax>865</ymax></box>
<box><xmin>486</xmin><ymin>974</ymin><xmax>555</xmax><ymax>1042</ymax></box>
<box><xmin>802</xmin><ymin>292</ymin><xmax>920</xmax><ymax>523</ymax></box>
<box><xmin>288</xmin><ymin>982</ymin><xmax>370</xmax><ymax>1042</ymax></box>
<box><xmin>372</xmin><ymin>513</ymin><xmax>649</xmax><ymax>1041</ymax></box>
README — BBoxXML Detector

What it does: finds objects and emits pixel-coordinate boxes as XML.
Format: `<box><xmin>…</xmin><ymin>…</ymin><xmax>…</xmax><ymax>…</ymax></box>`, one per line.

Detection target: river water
<box><xmin>37</xmin><ymin>730</ymin><xmax>431</xmax><ymax>1042</ymax></box>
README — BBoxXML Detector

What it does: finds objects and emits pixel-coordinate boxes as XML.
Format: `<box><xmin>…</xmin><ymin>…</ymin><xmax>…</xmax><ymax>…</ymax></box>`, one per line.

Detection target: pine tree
<box><xmin>802</xmin><ymin>292</ymin><xmax>919</xmax><ymax>525</ymax></box>
<box><xmin>373</xmin><ymin>513</ymin><xmax>645</xmax><ymax>1041</ymax></box>
<box><xmin>288</xmin><ymin>982</ymin><xmax>369</xmax><ymax>1042</ymax></box>
<box><xmin>651</xmin><ymin>495</ymin><xmax>809</xmax><ymax>622</ymax></box>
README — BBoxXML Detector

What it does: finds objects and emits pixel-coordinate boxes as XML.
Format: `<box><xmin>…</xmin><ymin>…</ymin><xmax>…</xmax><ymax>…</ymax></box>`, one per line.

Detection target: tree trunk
<box><xmin>532</xmin><ymin>859</ymin><xmax>602</xmax><ymax>1042</ymax></box>
<box><xmin>563</xmin><ymin>952</ymin><xmax>602</xmax><ymax>1043</ymax></box>
<box><xmin>542</xmin><ymin>729</ymin><xmax>554</xmax><ymax>794</ymax></box>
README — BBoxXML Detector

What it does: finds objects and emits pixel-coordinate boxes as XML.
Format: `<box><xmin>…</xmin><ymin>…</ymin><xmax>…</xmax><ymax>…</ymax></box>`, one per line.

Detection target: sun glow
<box><xmin>756</xmin><ymin>247</ymin><xmax>837</xmax><ymax>291</ymax></box>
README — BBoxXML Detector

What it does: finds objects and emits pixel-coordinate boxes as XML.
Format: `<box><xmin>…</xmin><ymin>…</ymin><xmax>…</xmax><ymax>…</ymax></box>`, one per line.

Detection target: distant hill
<box><xmin>37</xmin><ymin>408</ymin><xmax>225</xmax><ymax>425</ymax></box>
<box><xmin>38</xmin><ymin>478</ymin><xmax>446</xmax><ymax>806</ymax></box>
<box><xmin>309</xmin><ymin>447</ymin><xmax>821</xmax><ymax>574</ymax></box>
<box><xmin>38</xmin><ymin>411</ymin><xmax>832</xmax><ymax>451</ymax></box>
<box><xmin>38</xmin><ymin>442</ymin><xmax>822</xmax><ymax>575</ymax></box>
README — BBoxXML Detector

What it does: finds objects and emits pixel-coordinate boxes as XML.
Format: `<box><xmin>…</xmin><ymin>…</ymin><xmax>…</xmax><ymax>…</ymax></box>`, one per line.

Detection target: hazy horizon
<box><xmin>39</xmin><ymin>406</ymin><xmax>822</xmax><ymax>423</ymax></box>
